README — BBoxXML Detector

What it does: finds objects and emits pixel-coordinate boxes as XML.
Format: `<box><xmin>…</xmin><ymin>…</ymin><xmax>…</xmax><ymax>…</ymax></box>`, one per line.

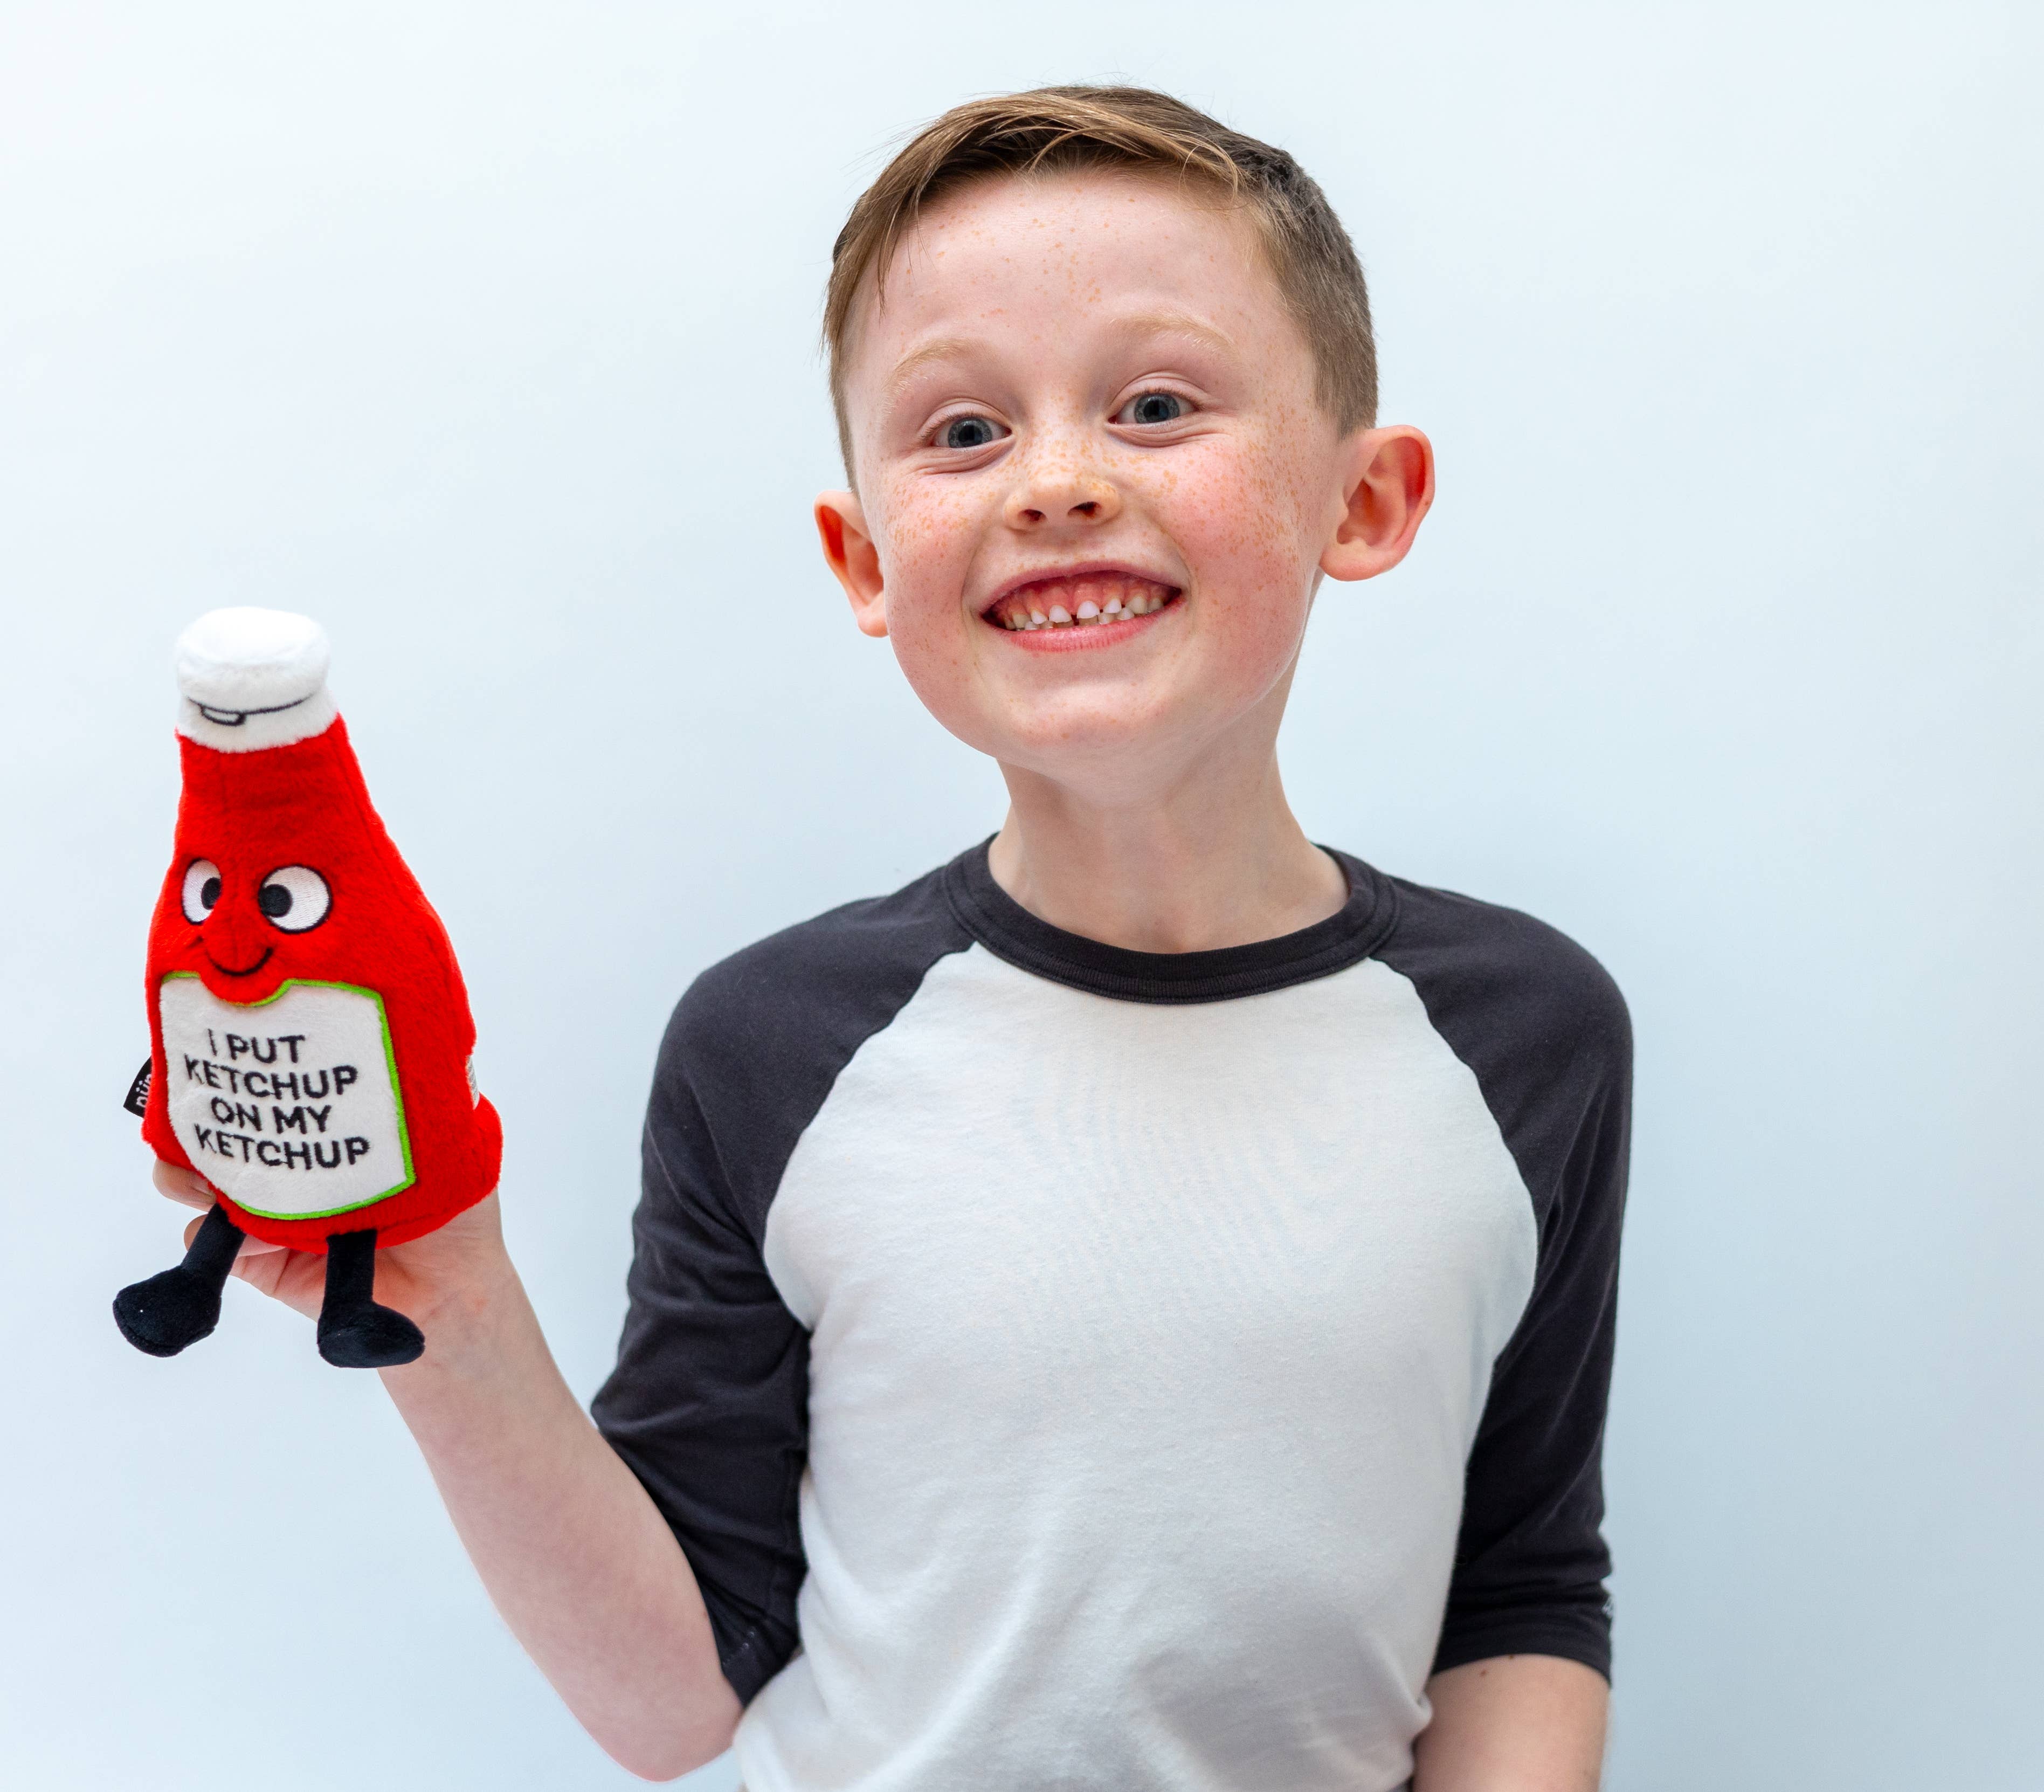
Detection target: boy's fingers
<box><xmin>231</xmin><ymin>1247</ymin><xmax>294</xmax><ymax>1299</ymax></box>
<box><xmin>151</xmin><ymin>1161</ymin><xmax>217</xmax><ymax>1210</ymax></box>
<box><xmin>160</xmin><ymin>1164</ymin><xmax>283</xmax><ymax>1260</ymax></box>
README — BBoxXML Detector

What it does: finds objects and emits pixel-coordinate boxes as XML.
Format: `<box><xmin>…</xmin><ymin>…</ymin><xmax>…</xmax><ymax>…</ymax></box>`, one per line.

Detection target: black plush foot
<box><xmin>317</xmin><ymin>1302</ymin><xmax>425</xmax><ymax>1368</ymax></box>
<box><xmin>113</xmin><ymin>1266</ymin><xmax>223</xmax><ymax>1357</ymax></box>
<box><xmin>113</xmin><ymin>1201</ymin><xmax>245</xmax><ymax>1357</ymax></box>
<box><xmin>315</xmin><ymin>1228</ymin><xmax>424</xmax><ymax>1368</ymax></box>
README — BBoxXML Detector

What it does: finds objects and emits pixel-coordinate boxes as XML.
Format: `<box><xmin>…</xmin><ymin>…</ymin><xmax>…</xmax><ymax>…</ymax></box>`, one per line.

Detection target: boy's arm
<box><xmin>1413</xmin><ymin>1655</ymin><xmax>1608</xmax><ymax>1791</ymax></box>
<box><xmin>161</xmin><ymin>1169</ymin><xmax>741</xmax><ymax>1781</ymax></box>
<box><xmin>380</xmin><ymin>1201</ymin><xmax>743</xmax><ymax>1780</ymax></box>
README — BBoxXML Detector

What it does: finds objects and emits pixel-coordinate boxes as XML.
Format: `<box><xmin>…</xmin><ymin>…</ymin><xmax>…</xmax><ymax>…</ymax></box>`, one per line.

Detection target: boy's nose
<box><xmin>1004</xmin><ymin>466</ymin><xmax>1123</xmax><ymax>530</ymax></box>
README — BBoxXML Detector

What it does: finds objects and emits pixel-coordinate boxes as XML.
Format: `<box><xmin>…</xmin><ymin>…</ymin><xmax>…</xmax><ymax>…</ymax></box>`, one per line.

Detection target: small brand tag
<box><xmin>123</xmin><ymin>1057</ymin><xmax>153</xmax><ymax>1118</ymax></box>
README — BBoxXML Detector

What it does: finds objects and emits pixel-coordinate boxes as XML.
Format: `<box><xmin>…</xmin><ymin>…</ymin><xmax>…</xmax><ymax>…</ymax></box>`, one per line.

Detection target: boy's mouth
<box><xmin>980</xmin><ymin>570</ymin><xmax>1181</xmax><ymax>633</ymax></box>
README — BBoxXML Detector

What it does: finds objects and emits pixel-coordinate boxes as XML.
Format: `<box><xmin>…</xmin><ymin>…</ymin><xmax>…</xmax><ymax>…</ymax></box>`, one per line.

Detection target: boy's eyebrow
<box><xmin>883</xmin><ymin>311</ymin><xmax>1239</xmax><ymax>398</ymax></box>
<box><xmin>885</xmin><ymin>335</ymin><xmax>980</xmax><ymax>397</ymax></box>
<box><xmin>1108</xmin><ymin>310</ymin><xmax>1238</xmax><ymax>359</ymax></box>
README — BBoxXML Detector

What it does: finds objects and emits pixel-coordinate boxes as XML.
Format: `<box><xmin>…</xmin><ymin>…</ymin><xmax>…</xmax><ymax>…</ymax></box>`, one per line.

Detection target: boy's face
<box><xmin>818</xmin><ymin>170</ymin><xmax>1430</xmax><ymax>792</ymax></box>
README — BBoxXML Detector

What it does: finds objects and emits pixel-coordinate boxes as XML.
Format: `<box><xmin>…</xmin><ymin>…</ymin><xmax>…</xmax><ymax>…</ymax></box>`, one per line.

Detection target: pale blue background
<box><xmin>2</xmin><ymin>3</ymin><xmax>2038</xmax><ymax>1787</ymax></box>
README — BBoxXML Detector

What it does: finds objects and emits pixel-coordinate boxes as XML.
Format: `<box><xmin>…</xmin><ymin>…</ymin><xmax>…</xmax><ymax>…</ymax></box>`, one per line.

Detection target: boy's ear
<box><xmin>1319</xmin><ymin>426</ymin><xmax>1436</xmax><ymax>584</ymax></box>
<box><xmin>816</xmin><ymin>492</ymin><xmax>888</xmax><ymax>638</ymax></box>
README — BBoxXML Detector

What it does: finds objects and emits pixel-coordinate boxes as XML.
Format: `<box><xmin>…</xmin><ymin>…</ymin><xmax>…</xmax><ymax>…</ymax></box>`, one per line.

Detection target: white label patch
<box><xmin>158</xmin><ymin>976</ymin><xmax>415</xmax><ymax>1220</ymax></box>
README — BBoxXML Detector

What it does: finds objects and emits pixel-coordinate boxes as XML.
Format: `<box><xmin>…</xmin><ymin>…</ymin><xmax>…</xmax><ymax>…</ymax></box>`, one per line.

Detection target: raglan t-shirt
<box><xmin>591</xmin><ymin>841</ymin><xmax>1631</xmax><ymax>1792</ymax></box>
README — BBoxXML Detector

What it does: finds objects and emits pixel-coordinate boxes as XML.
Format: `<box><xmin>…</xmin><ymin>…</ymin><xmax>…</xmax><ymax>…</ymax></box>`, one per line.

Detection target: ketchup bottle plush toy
<box><xmin>114</xmin><ymin>608</ymin><xmax>501</xmax><ymax>1368</ymax></box>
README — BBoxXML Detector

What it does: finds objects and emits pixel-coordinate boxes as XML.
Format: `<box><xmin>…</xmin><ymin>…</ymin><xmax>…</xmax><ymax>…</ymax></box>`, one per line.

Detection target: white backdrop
<box><xmin>3</xmin><ymin>5</ymin><xmax>2038</xmax><ymax>1787</ymax></box>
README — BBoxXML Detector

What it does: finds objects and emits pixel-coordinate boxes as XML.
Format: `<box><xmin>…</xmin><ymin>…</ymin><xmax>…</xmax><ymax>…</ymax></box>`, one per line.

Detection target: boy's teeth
<box><xmin>987</xmin><ymin>573</ymin><xmax>1177</xmax><ymax>631</ymax></box>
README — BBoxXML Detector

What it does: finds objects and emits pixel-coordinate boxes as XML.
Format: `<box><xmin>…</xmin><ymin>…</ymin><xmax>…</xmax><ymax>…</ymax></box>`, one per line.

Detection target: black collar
<box><xmin>941</xmin><ymin>837</ymin><xmax>1397</xmax><ymax>1005</ymax></box>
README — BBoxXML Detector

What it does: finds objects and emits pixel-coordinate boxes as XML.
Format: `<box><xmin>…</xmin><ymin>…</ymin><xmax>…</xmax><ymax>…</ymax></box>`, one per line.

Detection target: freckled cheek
<box><xmin>1135</xmin><ymin>454</ymin><xmax>1315</xmax><ymax>696</ymax></box>
<box><xmin>873</xmin><ymin>485</ymin><xmax>984</xmax><ymax>638</ymax></box>
<box><xmin>1154</xmin><ymin>449</ymin><xmax>1318</xmax><ymax>608</ymax></box>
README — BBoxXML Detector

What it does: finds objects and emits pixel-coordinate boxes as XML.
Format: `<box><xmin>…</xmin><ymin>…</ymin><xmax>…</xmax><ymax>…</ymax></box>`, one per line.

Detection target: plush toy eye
<box><xmin>181</xmin><ymin>860</ymin><xmax>223</xmax><ymax>924</ymax></box>
<box><xmin>257</xmin><ymin>866</ymin><xmax>332</xmax><ymax>932</ymax></box>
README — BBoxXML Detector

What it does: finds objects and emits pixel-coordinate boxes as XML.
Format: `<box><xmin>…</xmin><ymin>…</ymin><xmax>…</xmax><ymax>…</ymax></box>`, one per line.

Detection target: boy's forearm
<box><xmin>380</xmin><ymin>1253</ymin><xmax>740</xmax><ymax>1780</ymax></box>
<box><xmin>1412</xmin><ymin>1655</ymin><xmax>1608</xmax><ymax>1792</ymax></box>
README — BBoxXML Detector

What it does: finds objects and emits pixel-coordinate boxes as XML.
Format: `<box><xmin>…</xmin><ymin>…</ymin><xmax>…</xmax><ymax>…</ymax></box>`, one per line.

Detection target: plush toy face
<box><xmin>158</xmin><ymin>735</ymin><xmax>390</xmax><ymax>1010</ymax></box>
<box><xmin>175</xmin><ymin>855</ymin><xmax>334</xmax><ymax>992</ymax></box>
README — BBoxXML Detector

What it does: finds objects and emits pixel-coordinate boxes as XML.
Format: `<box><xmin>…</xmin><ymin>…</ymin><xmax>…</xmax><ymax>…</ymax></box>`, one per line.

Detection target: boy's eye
<box><xmin>257</xmin><ymin>865</ymin><xmax>332</xmax><ymax>932</ymax></box>
<box><xmin>1118</xmin><ymin>391</ymin><xmax>1186</xmax><ymax>426</ymax></box>
<box><xmin>939</xmin><ymin>416</ymin><xmax>1007</xmax><ymax>451</ymax></box>
<box><xmin>181</xmin><ymin>859</ymin><xmax>223</xmax><ymax>924</ymax></box>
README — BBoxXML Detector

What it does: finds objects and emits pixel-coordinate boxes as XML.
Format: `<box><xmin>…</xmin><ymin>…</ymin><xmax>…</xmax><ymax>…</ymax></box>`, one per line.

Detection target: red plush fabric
<box><xmin>141</xmin><ymin>718</ymin><xmax>500</xmax><ymax>1251</ymax></box>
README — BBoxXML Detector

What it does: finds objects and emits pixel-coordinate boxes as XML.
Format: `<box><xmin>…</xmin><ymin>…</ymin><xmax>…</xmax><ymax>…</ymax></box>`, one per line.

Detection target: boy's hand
<box><xmin>153</xmin><ymin>1160</ymin><xmax>506</xmax><ymax>1333</ymax></box>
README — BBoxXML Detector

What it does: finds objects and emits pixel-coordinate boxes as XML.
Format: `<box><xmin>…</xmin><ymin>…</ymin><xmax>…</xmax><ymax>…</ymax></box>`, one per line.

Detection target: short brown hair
<box><xmin>824</xmin><ymin>85</ymin><xmax>1377</xmax><ymax>474</ymax></box>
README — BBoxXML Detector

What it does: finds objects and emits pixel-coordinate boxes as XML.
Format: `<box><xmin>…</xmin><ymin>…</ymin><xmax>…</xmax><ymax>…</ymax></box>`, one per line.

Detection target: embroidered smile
<box><xmin>981</xmin><ymin>570</ymin><xmax>1181</xmax><ymax>634</ymax></box>
<box><xmin>202</xmin><ymin>945</ymin><xmax>275</xmax><ymax>978</ymax></box>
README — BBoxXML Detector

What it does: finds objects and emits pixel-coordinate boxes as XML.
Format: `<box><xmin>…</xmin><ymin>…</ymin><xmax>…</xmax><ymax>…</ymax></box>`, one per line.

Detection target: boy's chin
<box><xmin>976</xmin><ymin>706</ymin><xmax>1218</xmax><ymax>792</ymax></box>
<box><xmin>916</xmin><ymin>658</ymin><xmax>1278</xmax><ymax>787</ymax></box>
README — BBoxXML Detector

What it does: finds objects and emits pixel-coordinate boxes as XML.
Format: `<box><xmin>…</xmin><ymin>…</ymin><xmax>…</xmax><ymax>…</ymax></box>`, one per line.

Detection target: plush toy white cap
<box><xmin>174</xmin><ymin>608</ymin><xmax>340</xmax><ymax>752</ymax></box>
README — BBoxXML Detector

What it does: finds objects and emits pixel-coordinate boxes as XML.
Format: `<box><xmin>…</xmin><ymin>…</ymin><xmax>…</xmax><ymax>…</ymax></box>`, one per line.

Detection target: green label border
<box><xmin>159</xmin><ymin>972</ymin><xmax>417</xmax><ymax>1219</ymax></box>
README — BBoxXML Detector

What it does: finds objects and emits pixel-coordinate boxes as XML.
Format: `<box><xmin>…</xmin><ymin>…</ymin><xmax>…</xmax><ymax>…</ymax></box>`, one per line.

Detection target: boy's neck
<box><xmin>986</xmin><ymin>748</ymin><xmax>1346</xmax><ymax>956</ymax></box>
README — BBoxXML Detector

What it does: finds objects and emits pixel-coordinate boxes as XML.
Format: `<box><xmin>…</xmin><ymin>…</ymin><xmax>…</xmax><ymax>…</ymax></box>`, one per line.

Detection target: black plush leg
<box><xmin>113</xmin><ymin>1202</ymin><xmax>245</xmax><ymax>1357</ymax></box>
<box><xmin>316</xmin><ymin>1229</ymin><xmax>424</xmax><ymax>1368</ymax></box>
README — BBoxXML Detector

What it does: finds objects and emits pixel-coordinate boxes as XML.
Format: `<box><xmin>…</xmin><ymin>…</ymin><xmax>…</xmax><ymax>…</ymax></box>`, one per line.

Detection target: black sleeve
<box><xmin>589</xmin><ymin>870</ymin><xmax>971</xmax><ymax>1703</ymax></box>
<box><xmin>1372</xmin><ymin>878</ymin><xmax>1633</xmax><ymax>1683</ymax></box>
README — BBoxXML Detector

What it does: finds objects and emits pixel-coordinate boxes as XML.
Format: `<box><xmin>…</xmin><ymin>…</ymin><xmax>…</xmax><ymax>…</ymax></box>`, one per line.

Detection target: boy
<box><xmin>158</xmin><ymin>86</ymin><xmax>1628</xmax><ymax>1791</ymax></box>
